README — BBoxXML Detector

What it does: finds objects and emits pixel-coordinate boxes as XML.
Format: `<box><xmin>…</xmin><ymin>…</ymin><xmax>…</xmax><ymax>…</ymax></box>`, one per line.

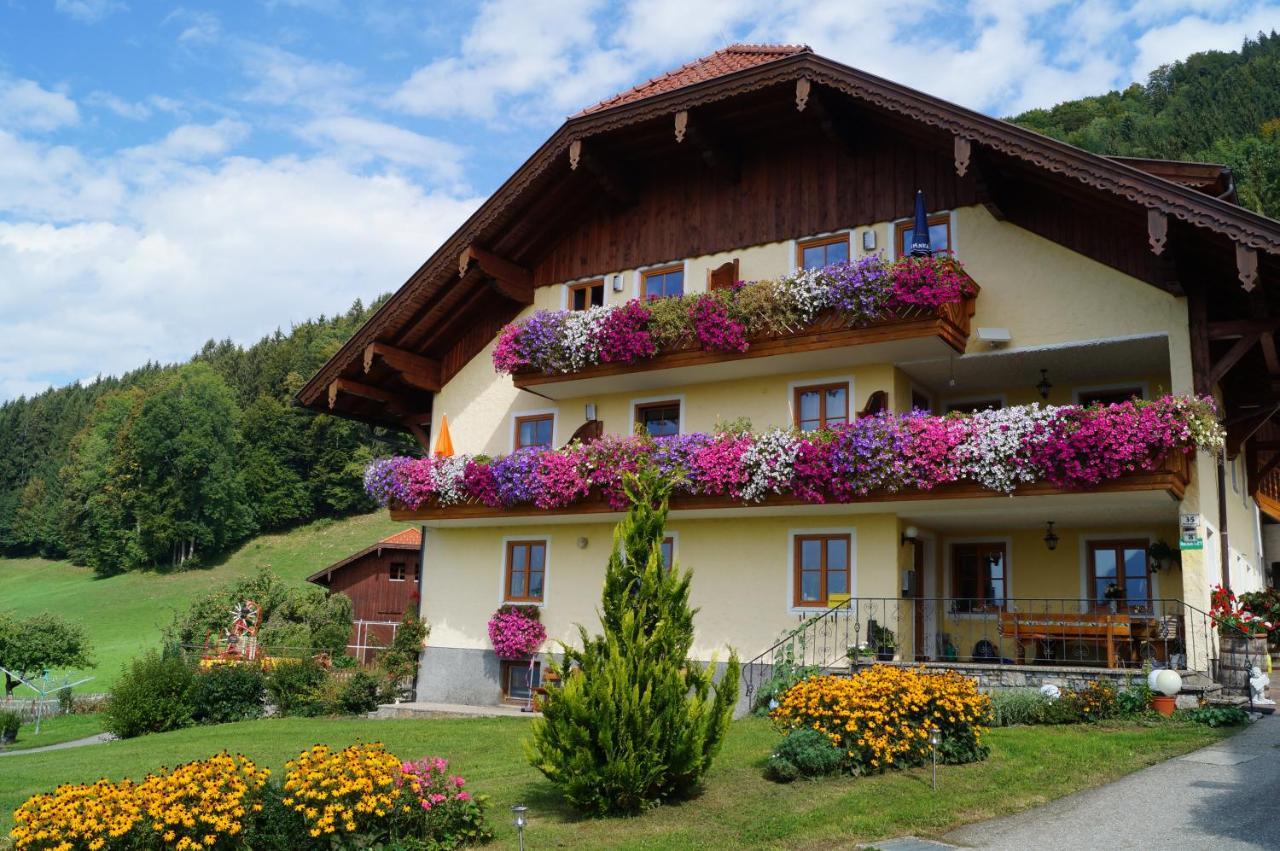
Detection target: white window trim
<box><xmin>942</xmin><ymin>535</ymin><xmax>1013</xmax><ymax>618</ymax></box>
<box><xmin>942</xmin><ymin>393</ymin><xmax>1008</xmax><ymax>413</ymax></box>
<box><xmin>509</xmin><ymin>407</ymin><xmax>558</xmax><ymax>453</ymax></box>
<box><xmin>1077</xmin><ymin>533</ymin><xmax>1157</xmax><ymax>608</ymax></box>
<box><xmin>786</xmin><ymin>527</ymin><xmax>858</xmax><ymax>614</ymax></box>
<box><xmin>631</xmin><ymin>393</ymin><xmax>685</xmax><ymax>436</ymax></box>
<box><xmin>633</xmin><ymin>260</ymin><xmax>689</xmax><ymax>299</ymax></box>
<box><xmin>889</xmin><ymin>209</ymin><xmax>957</xmax><ymax>261</ymax></box>
<box><xmin>1071</xmin><ymin>382</ymin><xmax>1150</xmax><ymax>404</ymax></box>
<box><xmin>499</xmin><ymin>534</ymin><xmax>550</xmax><ymax>607</ymax></box>
<box><xmin>787</xmin><ymin>375</ymin><xmax>855</xmax><ymax>430</ymax></box>
<box><xmin>388</xmin><ymin>563</ymin><xmax>407</xmax><ymax>582</ymax></box>
<box><xmin>794</xmin><ymin>230</ymin><xmax>852</xmax><ymax>273</ymax></box>
<box><xmin>559</xmin><ymin>275</ymin><xmax>607</xmax><ymax>311</ymax></box>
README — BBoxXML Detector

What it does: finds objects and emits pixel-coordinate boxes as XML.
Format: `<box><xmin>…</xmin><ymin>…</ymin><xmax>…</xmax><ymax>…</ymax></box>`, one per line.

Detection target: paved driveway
<box><xmin>942</xmin><ymin>714</ymin><xmax>1280</xmax><ymax>850</ymax></box>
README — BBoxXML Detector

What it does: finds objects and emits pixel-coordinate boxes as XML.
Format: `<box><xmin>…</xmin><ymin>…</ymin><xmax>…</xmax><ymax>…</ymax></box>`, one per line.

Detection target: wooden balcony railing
<box><xmin>511</xmin><ymin>291</ymin><xmax>979</xmax><ymax>392</ymax></box>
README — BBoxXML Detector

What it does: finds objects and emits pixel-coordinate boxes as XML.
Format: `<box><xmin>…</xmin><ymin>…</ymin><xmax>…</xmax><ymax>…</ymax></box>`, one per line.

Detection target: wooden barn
<box><xmin>307</xmin><ymin>528</ymin><xmax>422</xmax><ymax>663</ymax></box>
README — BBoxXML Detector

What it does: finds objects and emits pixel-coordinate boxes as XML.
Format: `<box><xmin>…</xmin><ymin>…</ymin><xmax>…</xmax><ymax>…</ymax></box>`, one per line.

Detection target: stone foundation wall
<box><xmin>871</xmin><ymin>660</ymin><xmax>1145</xmax><ymax>692</ymax></box>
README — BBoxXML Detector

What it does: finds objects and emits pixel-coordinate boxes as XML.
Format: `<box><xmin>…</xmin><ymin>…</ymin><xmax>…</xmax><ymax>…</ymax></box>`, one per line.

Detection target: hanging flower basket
<box><xmin>488</xmin><ymin>605</ymin><xmax>546</xmax><ymax>660</ymax></box>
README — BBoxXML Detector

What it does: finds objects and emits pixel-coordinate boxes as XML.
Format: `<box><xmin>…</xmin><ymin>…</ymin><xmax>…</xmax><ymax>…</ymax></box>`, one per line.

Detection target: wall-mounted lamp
<box><xmin>862</xmin><ymin>229</ymin><xmax>877</xmax><ymax>251</ymax></box>
<box><xmin>584</xmin><ymin>402</ymin><xmax>597</xmax><ymax>421</ymax></box>
<box><xmin>576</xmin><ymin>536</ymin><xmax>588</xmax><ymax>550</ymax></box>
<box><xmin>901</xmin><ymin>525</ymin><xmax>919</xmax><ymax>547</ymax></box>
<box><xmin>1036</xmin><ymin>369</ymin><xmax>1053</xmax><ymax>400</ymax></box>
<box><xmin>976</xmin><ymin>327</ymin><xmax>1012</xmax><ymax>349</ymax></box>
<box><xmin>610</xmin><ymin>273</ymin><xmax>624</xmax><ymax>293</ymax></box>
<box><xmin>1043</xmin><ymin>521</ymin><xmax>1059</xmax><ymax>551</ymax></box>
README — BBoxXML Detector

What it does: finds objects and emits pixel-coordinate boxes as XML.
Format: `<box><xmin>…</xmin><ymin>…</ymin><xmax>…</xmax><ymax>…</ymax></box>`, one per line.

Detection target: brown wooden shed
<box><xmin>307</xmin><ymin>527</ymin><xmax>422</xmax><ymax>664</ymax></box>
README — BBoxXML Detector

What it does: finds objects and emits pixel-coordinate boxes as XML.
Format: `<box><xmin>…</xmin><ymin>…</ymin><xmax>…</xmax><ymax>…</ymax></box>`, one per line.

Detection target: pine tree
<box><xmin>525</xmin><ymin>471</ymin><xmax>739</xmax><ymax>815</ymax></box>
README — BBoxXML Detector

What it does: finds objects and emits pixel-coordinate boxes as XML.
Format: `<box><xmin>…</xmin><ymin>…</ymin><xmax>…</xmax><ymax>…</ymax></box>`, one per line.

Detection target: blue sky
<box><xmin>1</xmin><ymin>0</ymin><xmax>1277</xmax><ymax>402</ymax></box>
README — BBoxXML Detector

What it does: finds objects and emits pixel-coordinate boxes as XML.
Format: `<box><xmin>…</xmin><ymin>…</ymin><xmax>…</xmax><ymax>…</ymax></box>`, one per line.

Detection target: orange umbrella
<box><xmin>433</xmin><ymin>414</ymin><xmax>455</xmax><ymax>457</ymax></box>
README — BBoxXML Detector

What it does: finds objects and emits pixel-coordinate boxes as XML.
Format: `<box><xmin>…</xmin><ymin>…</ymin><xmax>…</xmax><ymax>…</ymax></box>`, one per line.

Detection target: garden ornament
<box><xmin>1249</xmin><ymin>666</ymin><xmax>1274</xmax><ymax>705</ymax></box>
<box><xmin>1039</xmin><ymin>683</ymin><xmax>1061</xmax><ymax>701</ymax></box>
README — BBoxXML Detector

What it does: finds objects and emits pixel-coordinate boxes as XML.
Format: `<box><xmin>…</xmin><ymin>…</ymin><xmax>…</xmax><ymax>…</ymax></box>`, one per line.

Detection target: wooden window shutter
<box><xmin>707</xmin><ymin>259</ymin><xmax>739</xmax><ymax>291</ymax></box>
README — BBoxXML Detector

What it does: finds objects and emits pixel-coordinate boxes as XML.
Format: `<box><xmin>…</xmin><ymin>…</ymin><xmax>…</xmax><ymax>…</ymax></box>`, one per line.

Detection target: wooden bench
<box><xmin>998</xmin><ymin>611</ymin><xmax>1132</xmax><ymax>668</ymax></box>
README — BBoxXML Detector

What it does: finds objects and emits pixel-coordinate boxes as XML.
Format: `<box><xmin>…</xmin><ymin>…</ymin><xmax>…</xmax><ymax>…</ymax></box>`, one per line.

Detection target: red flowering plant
<box><xmin>1210</xmin><ymin>584</ymin><xmax>1276</xmax><ymax>638</ymax></box>
<box><xmin>487</xmin><ymin>605</ymin><xmax>546</xmax><ymax>659</ymax></box>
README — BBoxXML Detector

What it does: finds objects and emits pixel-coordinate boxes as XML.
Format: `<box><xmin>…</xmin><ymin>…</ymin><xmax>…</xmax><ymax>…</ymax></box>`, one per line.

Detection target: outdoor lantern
<box><xmin>1036</xmin><ymin>368</ymin><xmax>1053</xmax><ymax>400</ymax></box>
<box><xmin>1043</xmin><ymin>521</ymin><xmax>1059</xmax><ymax>551</ymax></box>
<box><xmin>909</xmin><ymin>190</ymin><xmax>933</xmax><ymax>257</ymax></box>
<box><xmin>1153</xmin><ymin>669</ymin><xmax>1182</xmax><ymax>697</ymax></box>
<box><xmin>511</xmin><ymin>804</ymin><xmax>528</xmax><ymax>851</ymax></box>
<box><xmin>901</xmin><ymin>525</ymin><xmax>919</xmax><ymax>547</ymax></box>
<box><xmin>585</xmin><ymin>402</ymin><xmax>597</xmax><ymax>421</ymax></box>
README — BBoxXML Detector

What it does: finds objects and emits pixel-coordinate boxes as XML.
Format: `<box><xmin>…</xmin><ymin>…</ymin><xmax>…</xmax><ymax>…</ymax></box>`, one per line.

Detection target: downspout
<box><xmin>412</xmin><ymin>525</ymin><xmax>428</xmax><ymax>701</ymax></box>
<box><xmin>1218</xmin><ymin>455</ymin><xmax>1231</xmax><ymax>591</ymax></box>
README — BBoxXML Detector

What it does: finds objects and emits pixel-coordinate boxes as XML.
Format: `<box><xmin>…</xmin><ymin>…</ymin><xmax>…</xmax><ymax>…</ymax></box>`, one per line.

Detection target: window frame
<box><xmin>1086</xmin><ymin>539</ymin><xmax>1152</xmax><ymax>610</ymax></box>
<box><xmin>513</xmin><ymin>412</ymin><xmax>555</xmax><ymax>451</ymax></box>
<box><xmin>792</xmin><ymin>533</ymin><xmax>852</xmax><ymax>609</ymax></box>
<box><xmin>793</xmin><ymin>382</ymin><xmax>850</xmax><ymax>432</ymax></box>
<box><xmin>500</xmin><ymin>659</ymin><xmax>542</xmax><ymax>703</ymax></box>
<box><xmin>894</xmin><ymin>212</ymin><xmax>953</xmax><ymax>259</ymax></box>
<box><xmin>388</xmin><ymin>562</ymin><xmax>407</xmax><ymax>582</ymax></box>
<box><xmin>950</xmin><ymin>541</ymin><xmax>1009</xmax><ymax>612</ymax></box>
<box><xmin>568</xmin><ymin>278</ymin><xmax>605</xmax><ymax>311</ymax></box>
<box><xmin>504</xmin><ymin>539</ymin><xmax>548</xmax><ymax>604</ymax></box>
<box><xmin>796</xmin><ymin>233</ymin><xmax>851</xmax><ymax>270</ymax></box>
<box><xmin>634</xmin><ymin>398</ymin><xmax>682</xmax><ymax>437</ymax></box>
<box><xmin>640</xmin><ymin>263</ymin><xmax>685</xmax><ymax>299</ymax></box>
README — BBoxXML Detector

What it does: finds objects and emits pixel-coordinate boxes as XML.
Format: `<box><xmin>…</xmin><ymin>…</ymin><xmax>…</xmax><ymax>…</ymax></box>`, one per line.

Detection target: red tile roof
<box><xmin>379</xmin><ymin>528</ymin><xmax>421</xmax><ymax>547</ymax></box>
<box><xmin>575</xmin><ymin>43</ymin><xmax>811</xmax><ymax>116</ymax></box>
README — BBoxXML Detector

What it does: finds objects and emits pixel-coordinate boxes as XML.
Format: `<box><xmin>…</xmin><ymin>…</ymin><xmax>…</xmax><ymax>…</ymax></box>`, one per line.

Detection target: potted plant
<box><xmin>0</xmin><ymin>710</ymin><xmax>20</xmax><ymax>746</ymax></box>
<box><xmin>1147</xmin><ymin>540</ymin><xmax>1177</xmax><ymax>573</ymax></box>
<box><xmin>1104</xmin><ymin>582</ymin><xmax>1125</xmax><ymax>613</ymax></box>
<box><xmin>846</xmin><ymin>643</ymin><xmax>876</xmax><ymax>666</ymax></box>
<box><xmin>868</xmin><ymin>623</ymin><xmax>897</xmax><ymax>661</ymax></box>
<box><xmin>487</xmin><ymin>604</ymin><xmax>547</xmax><ymax>661</ymax></box>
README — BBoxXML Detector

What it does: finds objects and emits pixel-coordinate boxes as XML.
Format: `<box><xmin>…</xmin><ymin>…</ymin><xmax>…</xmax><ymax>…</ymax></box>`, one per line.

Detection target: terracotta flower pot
<box><xmin>1152</xmin><ymin>695</ymin><xmax>1177</xmax><ymax>717</ymax></box>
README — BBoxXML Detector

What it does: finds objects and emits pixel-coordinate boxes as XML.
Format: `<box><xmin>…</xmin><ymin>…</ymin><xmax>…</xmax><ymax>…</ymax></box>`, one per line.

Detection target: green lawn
<box><xmin>0</xmin><ymin>713</ymin><xmax>103</xmax><ymax>753</ymax></box>
<box><xmin>0</xmin><ymin>715</ymin><xmax>1229</xmax><ymax>848</ymax></box>
<box><xmin>0</xmin><ymin>512</ymin><xmax>411</xmax><ymax>690</ymax></box>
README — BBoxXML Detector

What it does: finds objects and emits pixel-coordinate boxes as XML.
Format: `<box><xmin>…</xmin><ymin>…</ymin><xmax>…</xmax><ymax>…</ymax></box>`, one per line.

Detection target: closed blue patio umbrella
<box><xmin>909</xmin><ymin>189</ymin><xmax>933</xmax><ymax>257</ymax></box>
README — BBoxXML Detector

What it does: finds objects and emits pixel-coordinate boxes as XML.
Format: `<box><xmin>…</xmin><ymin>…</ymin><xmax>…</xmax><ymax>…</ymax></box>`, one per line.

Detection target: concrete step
<box><xmin>368</xmin><ymin>701</ymin><xmax>539</xmax><ymax>720</ymax></box>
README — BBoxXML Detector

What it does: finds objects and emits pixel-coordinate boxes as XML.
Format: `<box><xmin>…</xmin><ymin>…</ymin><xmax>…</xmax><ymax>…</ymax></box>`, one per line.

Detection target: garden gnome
<box><xmin>1249</xmin><ymin>666</ymin><xmax>1274</xmax><ymax>705</ymax></box>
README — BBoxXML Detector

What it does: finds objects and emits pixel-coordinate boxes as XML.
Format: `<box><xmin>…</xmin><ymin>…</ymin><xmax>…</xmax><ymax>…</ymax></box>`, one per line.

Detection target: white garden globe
<box><xmin>1153</xmin><ymin>669</ymin><xmax>1182</xmax><ymax>697</ymax></box>
<box><xmin>1147</xmin><ymin>670</ymin><xmax>1163</xmax><ymax>692</ymax></box>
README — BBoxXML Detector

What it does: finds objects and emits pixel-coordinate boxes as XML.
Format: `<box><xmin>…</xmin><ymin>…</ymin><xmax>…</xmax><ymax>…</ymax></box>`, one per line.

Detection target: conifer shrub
<box><xmin>525</xmin><ymin>471</ymin><xmax>740</xmax><ymax>815</ymax></box>
<box><xmin>764</xmin><ymin>728</ymin><xmax>845</xmax><ymax>782</ymax></box>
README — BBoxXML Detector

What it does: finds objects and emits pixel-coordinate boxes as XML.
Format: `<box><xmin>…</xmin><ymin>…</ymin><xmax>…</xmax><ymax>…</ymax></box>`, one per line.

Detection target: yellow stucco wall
<box><xmin>422</xmin><ymin>513</ymin><xmax>900</xmax><ymax>661</ymax></box>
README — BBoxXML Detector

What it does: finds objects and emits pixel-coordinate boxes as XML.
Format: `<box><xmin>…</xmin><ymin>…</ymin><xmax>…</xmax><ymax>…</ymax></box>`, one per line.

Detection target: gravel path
<box><xmin>0</xmin><ymin>732</ymin><xmax>113</xmax><ymax>756</ymax></box>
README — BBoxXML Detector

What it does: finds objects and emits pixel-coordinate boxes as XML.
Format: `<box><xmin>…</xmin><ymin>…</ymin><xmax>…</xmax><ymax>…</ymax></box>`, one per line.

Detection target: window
<box><xmin>660</xmin><ymin>536</ymin><xmax>674</xmax><ymax>574</ymax></box>
<box><xmin>515</xmin><ymin>414</ymin><xmax>554</xmax><ymax>450</ymax></box>
<box><xmin>794</xmin><ymin>383</ymin><xmax>849</xmax><ymax>431</ymax></box>
<box><xmin>1077</xmin><ymin>387</ymin><xmax>1144</xmax><ymax>407</ymax></box>
<box><xmin>1088</xmin><ymin>540</ymin><xmax>1151</xmax><ymax>609</ymax></box>
<box><xmin>794</xmin><ymin>534</ymin><xmax>851</xmax><ymax>607</ymax></box>
<box><xmin>642</xmin><ymin>264</ymin><xmax>684</xmax><ymax>299</ymax></box>
<box><xmin>797</xmin><ymin>234</ymin><xmax>850</xmax><ymax>270</ymax></box>
<box><xmin>952</xmin><ymin>542</ymin><xmax>1006</xmax><ymax>611</ymax></box>
<box><xmin>569</xmin><ymin>279</ymin><xmax>604</xmax><ymax>311</ymax></box>
<box><xmin>911</xmin><ymin>390</ymin><xmax>933</xmax><ymax>413</ymax></box>
<box><xmin>946</xmin><ymin>399</ymin><xmax>1003</xmax><ymax>414</ymax></box>
<box><xmin>895</xmin><ymin>213</ymin><xmax>951</xmax><ymax>257</ymax></box>
<box><xmin>636</xmin><ymin>400</ymin><xmax>680</xmax><ymax>437</ymax></box>
<box><xmin>505</xmin><ymin>540</ymin><xmax>546</xmax><ymax>603</ymax></box>
<box><xmin>501</xmin><ymin>660</ymin><xmax>541</xmax><ymax>702</ymax></box>
<box><xmin>389</xmin><ymin>562</ymin><xmax>406</xmax><ymax>582</ymax></box>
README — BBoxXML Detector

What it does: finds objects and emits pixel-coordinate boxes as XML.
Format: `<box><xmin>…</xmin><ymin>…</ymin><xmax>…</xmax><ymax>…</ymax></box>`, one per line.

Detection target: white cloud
<box><xmin>86</xmin><ymin>91</ymin><xmax>152</xmax><ymax>120</ymax></box>
<box><xmin>163</xmin><ymin>8</ymin><xmax>221</xmax><ymax>44</ymax></box>
<box><xmin>0</xmin><ymin>78</ymin><xmax>79</xmax><ymax>132</ymax></box>
<box><xmin>54</xmin><ymin>0</ymin><xmax>127</xmax><ymax>24</ymax></box>
<box><xmin>1129</xmin><ymin>4</ymin><xmax>1280</xmax><ymax>81</ymax></box>
<box><xmin>298</xmin><ymin>116</ymin><xmax>466</xmax><ymax>182</ymax></box>
<box><xmin>0</xmin><ymin>154</ymin><xmax>481</xmax><ymax>401</ymax></box>
<box><xmin>238</xmin><ymin>43</ymin><xmax>363</xmax><ymax>112</ymax></box>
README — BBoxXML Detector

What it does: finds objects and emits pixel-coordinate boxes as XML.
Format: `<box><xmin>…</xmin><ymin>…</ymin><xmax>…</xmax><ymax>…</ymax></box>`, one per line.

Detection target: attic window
<box><xmin>797</xmin><ymin>234</ymin><xmax>849</xmax><ymax>270</ymax></box>
<box><xmin>389</xmin><ymin>562</ymin><xmax>407</xmax><ymax>582</ymax></box>
<box><xmin>643</xmin><ymin>264</ymin><xmax>684</xmax><ymax>299</ymax></box>
<box><xmin>569</xmin><ymin>279</ymin><xmax>604</xmax><ymax>311</ymax></box>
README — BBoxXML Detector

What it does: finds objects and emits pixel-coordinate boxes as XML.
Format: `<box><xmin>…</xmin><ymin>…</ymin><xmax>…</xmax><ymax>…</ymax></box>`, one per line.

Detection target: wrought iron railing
<box><xmin>743</xmin><ymin>597</ymin><xmax>1223</xmax><ymax>707</ymax></box>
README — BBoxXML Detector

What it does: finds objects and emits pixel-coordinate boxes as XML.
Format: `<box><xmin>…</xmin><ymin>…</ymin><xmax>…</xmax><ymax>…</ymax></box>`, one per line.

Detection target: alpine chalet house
<box><xmin>300</xmin><ymin>45</ymin><xmax>1280</xmax><ymax>707</ymax></box>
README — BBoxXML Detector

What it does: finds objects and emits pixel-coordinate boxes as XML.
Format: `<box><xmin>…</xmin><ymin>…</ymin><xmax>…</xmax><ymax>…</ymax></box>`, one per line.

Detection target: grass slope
<box><xmin>0</xmin><ymin>714</ymin><xmax>103</xmax><ymax>753</ymax></box>
<box><xmin>0</xmin><ymin>716</ymin><xmax>1227</xmax><ymax>847</ymax></box>
<box><xmin>0</xmin><ymin>513</ymin><xmax>413</xmax><ymax>690</ymax></box>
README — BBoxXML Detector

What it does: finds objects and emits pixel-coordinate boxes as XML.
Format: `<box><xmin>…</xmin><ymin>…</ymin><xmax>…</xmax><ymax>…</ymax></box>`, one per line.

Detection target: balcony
<box><xmin>511</xmin><ymin>297</ymin><xmax>978</xmax><ymax>399</ymax></box>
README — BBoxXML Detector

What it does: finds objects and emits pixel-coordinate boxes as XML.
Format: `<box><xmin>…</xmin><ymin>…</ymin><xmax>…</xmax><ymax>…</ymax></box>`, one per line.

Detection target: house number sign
<box><xmin>1179</xmin><ymin>513</ymin><xmax>1203</xmax><ymax>550</ymax></box>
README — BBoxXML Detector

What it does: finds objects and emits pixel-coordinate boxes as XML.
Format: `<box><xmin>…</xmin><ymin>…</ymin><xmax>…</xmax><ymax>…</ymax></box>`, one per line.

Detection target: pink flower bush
<box><xmin>397</xmin><ymin>756</ymin><xmax>474</xmax><ymax>811</ymax></box>
<box><xmin>366</xmin><ymin>396</ymin><xmax>1223</xmax><ymax>510</ymax></box>
<box><xmin>488</xmin><ymin>605</ymin><xmax>546</xmax><ymax>659</ymax></box>
<box><xmin>492</xmin><ymin>256</ymin><xmax>976</xmax><ymax>375</ymax></box>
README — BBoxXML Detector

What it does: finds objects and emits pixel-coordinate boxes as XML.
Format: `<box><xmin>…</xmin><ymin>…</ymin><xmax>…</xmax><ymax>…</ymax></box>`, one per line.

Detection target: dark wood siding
<box><xmin>532</xmin><ymin>132</ymin><xmax>978</xmax><ymax>287</ymax></box>
<box><xmin>326</xmin><ymin>548</ymin><xmax>418</xmax><ymax>624</ymax></box>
